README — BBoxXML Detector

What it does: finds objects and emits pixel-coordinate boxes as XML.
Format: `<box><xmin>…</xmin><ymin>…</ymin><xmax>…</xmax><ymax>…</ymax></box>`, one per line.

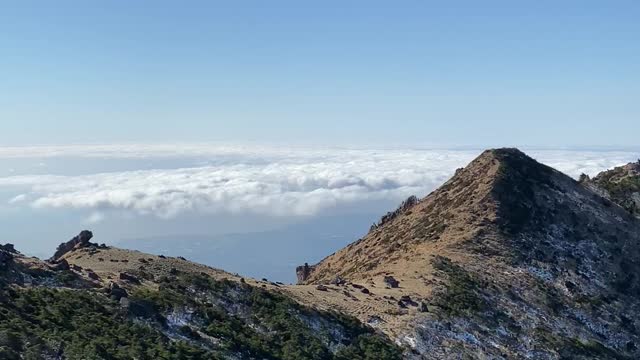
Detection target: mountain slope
<box><xmin>297</xmin><ymin>148</ymin><xmax>640</xmax><ymax>359</ymax></box>
<box><xmin>4</xmin><ymin>148</ymin><xmax>640</xmax><ymax>359</ymax></box>
<box><xmin>0</xmin><ymin>236</ymin><xmax>401</xmax><ymax>360</ymax></box>
<box><xmin>581</xmin><ymin>160</ymin><xmax>640</xmax><ymax>218</ymax></box>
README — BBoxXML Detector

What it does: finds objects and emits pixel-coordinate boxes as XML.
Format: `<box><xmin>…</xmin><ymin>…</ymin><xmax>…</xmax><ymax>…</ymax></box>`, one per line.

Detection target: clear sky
<box><xmin>1</xmin><ymin>1</ymin><xmax>639</xmax><ymax>147</ymax></box>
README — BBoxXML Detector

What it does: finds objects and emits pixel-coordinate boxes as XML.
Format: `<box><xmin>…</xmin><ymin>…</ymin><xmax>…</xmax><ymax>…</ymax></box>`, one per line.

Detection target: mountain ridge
<box><xmin>2</xmin><ymin>148</ymin><xmax>640</xmax><ymax>359</ymax></box>
<box><xmin>582</xmin><ymin>159</ymin><xmax>640</xmax><ymax>218</ymax></box>
<box><xmin>296</xmin><ymin>148</ymin><xmax>640</xmax><ymax>359</ymax></box>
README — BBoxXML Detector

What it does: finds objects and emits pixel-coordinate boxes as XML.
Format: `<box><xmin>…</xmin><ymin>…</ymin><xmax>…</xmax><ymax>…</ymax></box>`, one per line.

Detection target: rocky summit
<box><xmin>298</xmin><ymin>148</ymin><xmax>640</xmax><ymax>359</ymax></box>
<box><xmin>2</xmin><ymin>148</ymin><xmax>640</xmax><ymax>359</ymax></box>
<box><xmin>582</xmin><ymin>159</ymin><xmax>640</xmax><ymax>219</ymax></box>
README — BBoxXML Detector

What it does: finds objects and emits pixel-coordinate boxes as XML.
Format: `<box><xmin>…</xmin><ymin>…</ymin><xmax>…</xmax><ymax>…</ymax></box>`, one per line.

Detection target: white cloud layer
<box><xmin>1</xmin><ymin>145</ymin><xmax>637</xmax><ymax>218</ymax></box>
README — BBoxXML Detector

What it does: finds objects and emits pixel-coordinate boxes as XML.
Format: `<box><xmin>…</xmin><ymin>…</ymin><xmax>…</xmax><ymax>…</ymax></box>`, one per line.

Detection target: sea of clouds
<box><xmin>1</xmin><ymin>144</ymin><xmax>638</xmax><ymax>221</ymax></box>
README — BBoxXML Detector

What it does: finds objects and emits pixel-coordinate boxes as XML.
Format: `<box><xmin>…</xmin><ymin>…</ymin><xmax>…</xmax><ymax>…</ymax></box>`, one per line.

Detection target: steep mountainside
<box><xmin>297</xmin><ymin>148</ymin><xmax>640</xmax><ymax>359</ymax></box>
<box><xmin>581</xmin><ymin>160</ymin><xmax>640</xmax><ymax>218</ymax></box>
<box><xmin>0</xmin><ymin>234</ymin><xmax>401</xmax><ymax>360</ymax></box>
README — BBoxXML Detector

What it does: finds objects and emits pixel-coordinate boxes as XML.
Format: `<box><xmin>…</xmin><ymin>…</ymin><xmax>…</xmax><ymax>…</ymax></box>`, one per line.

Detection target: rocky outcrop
<box><xmin>49</xmin><ymin>259</ymin><xmax>70</xmax><ymax>271</ymax></box>
<box><xmin>0</xmin><ymin>244</ymin><xmax>17</xmax><ymax>254</ymax></box>
<box><xmin>107</xmin><ymin>282</ymin><xmax>128</xmax><ymax>301</ymax></box>
<box><xmin>49</xmin><ymin>230</ymin><xmax>94</xmax><ymax>262</ymax></box>
<box><xmin>0</xmin><ymin>249</ymin><xmax>14</xmax><ymax>269</ymax></box>
<box><xmin>584</xmin><ymin>160</ymin><xmax>640</xmax><ymax>218</ymax></box>
<box><xmin>86</xmin><ymin>270</ymin><xmax>100</xmax><ymax>281</ymax></box>
<box><xmin>369</xmin><ymin>195</ymin><xmax>419</xmax><ymax>232</ymax></box>
<box><xmin>383</xmin><ymin>275</ymin><xmax>399</xmax><ymax>288</ymax></box>
<box><xmin>295</xmin><ymin>262</ymin><xmax>315</xmax><ymax>284</ymax></box>
<box><xmin>295</xmin><ymin>196</ymin><xmax>419</xmax><ymax>285</ymax></box>
<box><xmin>119</xmin><ymin>272</ymin><xmax>140</xmax><ymax>284</ymax></box>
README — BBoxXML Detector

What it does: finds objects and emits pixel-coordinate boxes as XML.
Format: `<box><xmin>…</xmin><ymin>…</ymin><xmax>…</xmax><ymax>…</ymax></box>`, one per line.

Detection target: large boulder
<box><xmin>108</xmin><ymin>283</ymin><xmax>128</xmax><ymax>301</ymax></box>
<box><xmin>86</xmin><ymin>270</ymin><xmax>100</xmax><ymax>281</ymax></box>
<box><xmin>50</xmin><ymin>230</ymin><xmax>94</xmax><ymax>261</ymax></box>
<box><xmin>296</xmin><ymin>262</ymin><xmax>315</xmax><ymax>284</ymax></box>
<box><xmin>119</xmin><ymin>272</ymin><xmax>141</xmax><ymax>284</ymax></box>
<box><xmin>383</xmin><ymin>275</ymin><xmax>400</xmax><ymax>288</ymax></box>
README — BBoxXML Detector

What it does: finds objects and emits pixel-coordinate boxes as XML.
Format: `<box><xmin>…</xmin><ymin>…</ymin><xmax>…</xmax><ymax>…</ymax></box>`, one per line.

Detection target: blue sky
<box><xmin>1</xmin><ymin>1</ymin><xmax>639</xmax><ymax>147</ymax></box>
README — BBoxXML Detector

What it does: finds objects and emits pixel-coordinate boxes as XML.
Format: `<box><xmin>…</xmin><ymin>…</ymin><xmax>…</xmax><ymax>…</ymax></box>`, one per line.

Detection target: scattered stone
<box><xmin>367</xmin><ymin>315</ymin><xmax>384</xmax><ymax>325</ymax></box>
<box><xmin>419</xmin><ymin>301</ymin><xmax>429</xmax><ymax>312</ymax></box>
<box><xmin>71</xmin><ymin>264</ymin><xmax>82</xmax><ymax>271</ymax></box>
<box><xmin>98</xmin><ymin>258</ymin><xmax>104</xmax><ymax>262</ymax></box>
<box><xmin>400</xmin><ymin>295</ymin><xmax>414</xmax><ymax>303</ymax></box>
<box><xmin>119</xmin><ymin>272</ymin><xmax>140</xmax><ymax>284</ymax></box>
<box><xmin>361</xmin><ymin>288</ymin><xmax>370</xmax><ymax>294</ymax></box>
<box><xmin>169</xmin><ymin>268</ymin><xmax>178</xmax><ymax>275</ymax></box>
<box><xmin>330</xmin><ymin>275</ymin><xmax>346</xmax><ymax>286</ymax></box>
<box><xmin>86</xmin><ymin>271</ymin><xmax>100</xmax><ymax>281</ymax></box>
<box><xmin>158</xmin><ymin>255</ymin><xmax>166</xmax><ymax>259</ymax></box>
<box><xmin>138</xmin><ymin>258</ymin><xmax>148</xmax><ymax>264</ymax></box>
<box><xmin>383</xmin><ymin>275</ymin><xmax>400</xmax><ymax>288</ymax></box>
<box><xmin>108</xmin><ymin>283</ymin><xmax>128</xmax><ymax>301</ymax></box>
<box><xmin>316</xmin><ymin>284</ymin><xmax>328</xmax><ymax>291</ymax></box>
<box><xmin>49</xmin><ymin>259</ymin><xmax>70</xmax><ymax>271</ymax></box>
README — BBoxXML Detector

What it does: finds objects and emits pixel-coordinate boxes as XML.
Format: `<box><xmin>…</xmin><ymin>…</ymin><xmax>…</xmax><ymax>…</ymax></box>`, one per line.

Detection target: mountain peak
<box><xmin>298</xmin><ymin>147</ymin><xmax>567</xmax><ymax>284</ymax></box>
<box><xmin>294</xmin><ymin>148</ymin><xmax>640</xmax><ymax>358</ymax></box>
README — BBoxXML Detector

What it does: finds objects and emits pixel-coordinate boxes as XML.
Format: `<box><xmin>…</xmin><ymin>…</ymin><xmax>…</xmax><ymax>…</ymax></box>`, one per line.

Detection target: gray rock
<box><xmin>86</xmin><ymin>271</ymin><xmax>100</xmax><ymax>281</ymax></box>
<box><xmin>50</xmin><ymin>230</ymin><xmax>94</xmax><ymax>261</ymax></box>
<box><xmin>419</xmin><ymin>301</ymin><xmax>429</xmax><ymax>312</ymax></box>
<box><xmin>119</xmin><ymin>272</ymin><xmax>140</xmax><ymax>284</ymax></box>
<box><xmin>296</xmin><ymin>262</ymin><xmax>316</xmax><ymax>284</ymax></box>
<box><xmin>383</xmin><ymin>275</ymin><xmax>400</xmax><ymax>288</ymax></box>
<box><xmin>0</xmin><ymin>244</ymin><xmax>17</xmax><ymax>253</ymax></box>
<box><xmin>49</xmin><ymin>259</ymin><xmax>70</xmax><ymax>271</ymax></box>
<box><xmin>109</xmin><ymin>284</ymin><xmax>128</xmax><ymax>301</ymax></box>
